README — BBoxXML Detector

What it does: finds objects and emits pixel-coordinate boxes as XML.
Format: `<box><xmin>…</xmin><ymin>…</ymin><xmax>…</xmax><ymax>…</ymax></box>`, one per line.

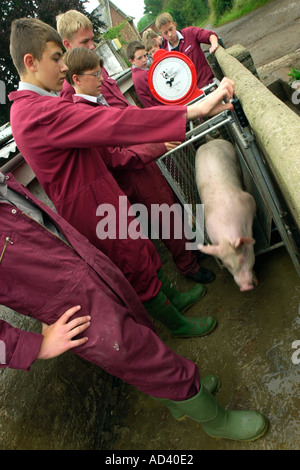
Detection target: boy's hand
<box><xmin>209</xmin><ymin>34</ymin><xmax>219</xmax><ymax>54</ymax></box>
<box><xmin>37</xmin><ymin>305</ymin><xmax>91</xmax><ymax>360</ymax></box>
<box><xmin>209</xmin><ymin>44</ymin><xmax>219</xmax><ymax>54</ymax></box>
<box><xmin>164</xmin><ymin>141</ymin><xmax>181</xmax><ymax>152</ymax></box>
<box><xmin>186</xmin><ymin>77</ymin><xmax>235</xmax><ymax>121</ymax></box>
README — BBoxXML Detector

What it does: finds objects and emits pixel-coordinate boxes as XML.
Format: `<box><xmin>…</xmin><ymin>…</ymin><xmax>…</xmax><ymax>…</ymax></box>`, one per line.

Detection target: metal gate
<box><xmin>156</xmin><ymin>103</ymin><xmax>300</xmax><ymax>276</ymax></box>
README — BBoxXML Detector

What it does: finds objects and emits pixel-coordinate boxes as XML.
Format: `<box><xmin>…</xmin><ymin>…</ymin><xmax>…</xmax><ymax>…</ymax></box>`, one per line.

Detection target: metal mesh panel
<box><xmin>156</xmin><ymin>111</ymin><xmax>234</xmax><ymax>235</ymax></box>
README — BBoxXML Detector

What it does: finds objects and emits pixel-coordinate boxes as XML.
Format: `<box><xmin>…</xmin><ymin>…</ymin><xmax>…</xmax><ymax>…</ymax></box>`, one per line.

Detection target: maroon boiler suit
<box><xmin>101</xmin><ymin>68</ymin><xmax>132</xmax><ymax>108</ymax></box>
<box><xmin>60</xmin><ymin>70</ymin><xmax>131</xmax><ymax>109</ymax></box>
<box><xmin>0</xmin><ymin>173</ymin><xmax>200</xmax><ymax>399</ymax></box>
<box><xmin>9</xmin><ymin>90</ymin><xmax>187</xmax><ymax>302</ymax></box>
<box><xmin>62</xmin><ymin>80</ymin><xmax>199</xmax><ymax>275</ymax></box>
<box><xmin>131</xmin><ymin>67</ymin><xmax>163</xmax><ymax>108</ymax></box>
<box><xmin>162</xmin><ymin>27</ymin><xmax>218</xmax><ymax>89</ymax></box>
<box><xmin>73</xmin><ymin>96</ymin><xmax>199</xmax><ymax>276</ymax></box>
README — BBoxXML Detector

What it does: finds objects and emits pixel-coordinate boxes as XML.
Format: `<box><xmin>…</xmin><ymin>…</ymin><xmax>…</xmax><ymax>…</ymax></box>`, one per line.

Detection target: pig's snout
<box><xmin>238</xmin><ymin>273</ymin><xmax>258</xmax><ymax>292</ymax></box>
<box><xmin>240</xmin><ymin>284</ymin><xmax>254</xmax><ymax>292</ymax></box>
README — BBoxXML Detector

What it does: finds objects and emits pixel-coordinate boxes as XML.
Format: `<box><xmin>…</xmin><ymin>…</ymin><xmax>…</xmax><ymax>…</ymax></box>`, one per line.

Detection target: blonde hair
<box><xmin>56</xmin><ymin>10</ymin><xmax>93</xmax><ymax>41</ymax></box>
<box><xmin>10</xmin><ymin>17</ymin><xmax>63</xmax><ymax>75</ymax></box>
<box><xmin>64</xmin><ymin>48</ymin><xmax>103</xmax><ymax>85</ymax></box>
<box><xmin>155</xmin><ymin>12</ymin><xmax>174</xmax><ymax>30</ymax></box>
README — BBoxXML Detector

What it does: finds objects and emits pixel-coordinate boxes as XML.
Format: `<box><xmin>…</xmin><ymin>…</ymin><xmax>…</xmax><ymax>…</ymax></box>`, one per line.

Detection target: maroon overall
<box><xmin>73</xmin><ymin>96</ymin><xmax>200</xmax><ymax>276</ymax></box>
<box><xmin>162</xmin><ymin>27</ymin><xmax>218</xmax><ymax>89</ymax></box>
<box><xmin>131</xmin><ymin>66</ymin><xmax>162</xmax><ymax>108</ymax></box>
<box><xmin>9</xmin><ymin>90</ymin><xmax>187</xmax><ymax>301</ymax></box>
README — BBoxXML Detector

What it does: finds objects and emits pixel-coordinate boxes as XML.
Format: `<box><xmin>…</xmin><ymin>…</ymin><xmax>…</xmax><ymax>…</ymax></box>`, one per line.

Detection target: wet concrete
<box><xmin>104</xmin><ymin>240</ymin><xmax>300</xmax><ymax>450</ymax></box>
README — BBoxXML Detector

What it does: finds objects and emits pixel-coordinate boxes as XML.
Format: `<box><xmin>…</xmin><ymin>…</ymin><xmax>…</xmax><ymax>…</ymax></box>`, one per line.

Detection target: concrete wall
<box><xmin>215</xmin><ymin>46</ymin><xmax>300</xmax><ymax>232</ymax></box>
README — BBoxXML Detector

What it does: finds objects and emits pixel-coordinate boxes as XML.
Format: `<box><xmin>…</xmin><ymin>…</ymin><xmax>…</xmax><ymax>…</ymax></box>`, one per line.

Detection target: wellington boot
<box><xmin>143</xmin><ymin>290</ymin><xmax>216</xmax><ymax>337</ymax></box>
<box><xmin>157</xmin><ymin>269</ymin><xmax>206</xmax><ymax>313</ymax></box>
<box><xmin>155</xmin><ymin>374</ymin><xmax>220</xmax><ymax>419</ymax></box>
<box><xmin>160</xmin><ymin>384</ymin><xmax>268</xmax><ymax>442</ymax></box>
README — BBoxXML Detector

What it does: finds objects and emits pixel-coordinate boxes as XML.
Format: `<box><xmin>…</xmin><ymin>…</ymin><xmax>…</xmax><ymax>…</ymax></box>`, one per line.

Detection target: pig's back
<box><xmin>195</xmin><ymin>139</ymin><xmax>242</xmax><ymax>191</ymax></box>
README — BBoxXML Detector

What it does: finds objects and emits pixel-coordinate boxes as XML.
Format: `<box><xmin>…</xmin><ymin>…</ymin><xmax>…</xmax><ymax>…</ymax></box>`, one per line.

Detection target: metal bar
<box><xmin>227</xmin><ymin>119</ymin><xmax>300</xmax><ymax>276</ymax></box>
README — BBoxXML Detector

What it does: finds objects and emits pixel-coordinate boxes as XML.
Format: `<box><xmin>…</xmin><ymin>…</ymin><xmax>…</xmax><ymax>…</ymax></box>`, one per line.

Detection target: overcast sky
<box><xmin>86</xmin><ymin>0</ymin><xmax>146</xmax><ymax>25</ymax></box>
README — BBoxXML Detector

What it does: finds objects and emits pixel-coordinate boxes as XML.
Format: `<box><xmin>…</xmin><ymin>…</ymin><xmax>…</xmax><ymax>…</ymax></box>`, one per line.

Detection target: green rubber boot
<box><xmin>160</xmin><ymin>384</ymin><xmax>268</xmax><ymax>442</ymax></box>
<box><xmin>143</xmin><ymin>290</ymin><xmax>217</xmax><ymax>337</ymax></box>
<box><xmin>155</xmin><ymin>374</ymin><xmax>221</xmax><ymax>420</ymax></box>
<box><xmin>157</xmin><ymin>269</ymin><xmax>206</xmax><ymax>313</ymax></box>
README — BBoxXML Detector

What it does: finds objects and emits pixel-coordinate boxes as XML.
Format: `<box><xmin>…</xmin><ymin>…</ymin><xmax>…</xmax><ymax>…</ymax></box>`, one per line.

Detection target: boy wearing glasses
<box><xmin>56</xmin><ymin>9</ymin><xmax>216</xmax><ymax>284</ymax></box>
<box><xmin>64</xmin><ymin>47</ymin><xmax>216</xmax><ymax>285</ymax></box>
<box><xmin>57</xmin><ymin>10</ymin><xmax>130</xmax><ymax>108</ymax></box>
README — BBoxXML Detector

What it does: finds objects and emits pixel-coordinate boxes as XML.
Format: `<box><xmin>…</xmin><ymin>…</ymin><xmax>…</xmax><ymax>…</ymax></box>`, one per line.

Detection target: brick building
<box><xmin>93</xmin><ymin>0</ymin><xmax>141</xmax><ymax>47</ymax></box>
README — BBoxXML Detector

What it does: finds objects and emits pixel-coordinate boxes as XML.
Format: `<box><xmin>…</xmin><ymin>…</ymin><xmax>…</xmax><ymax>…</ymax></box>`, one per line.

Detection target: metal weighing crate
<box><xmin>156</xmin><ymin>107</ymin><xmax>300</xmax><ymax>276</ymax></box>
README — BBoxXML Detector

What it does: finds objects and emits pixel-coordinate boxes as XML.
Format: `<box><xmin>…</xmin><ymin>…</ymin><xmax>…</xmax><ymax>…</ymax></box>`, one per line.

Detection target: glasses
<box><xmin>78</xmin><ymin>71</ymin><xmax>103</xmax><ymax>79</ymax></box>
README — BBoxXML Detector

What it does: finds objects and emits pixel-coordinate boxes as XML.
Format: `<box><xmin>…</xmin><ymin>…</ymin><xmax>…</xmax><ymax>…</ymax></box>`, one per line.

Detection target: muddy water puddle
<box><xmin>104</xmin><ymin>244</ymin><xmax>299</xmax><ymax>450</ymax></box>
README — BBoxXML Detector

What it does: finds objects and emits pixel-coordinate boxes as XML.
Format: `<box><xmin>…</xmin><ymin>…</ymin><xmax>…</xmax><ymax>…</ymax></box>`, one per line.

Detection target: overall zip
<box><xmin>0</xmin><ymin>237</ymin><xmax>13</xmax><ymax>264</ymax></box>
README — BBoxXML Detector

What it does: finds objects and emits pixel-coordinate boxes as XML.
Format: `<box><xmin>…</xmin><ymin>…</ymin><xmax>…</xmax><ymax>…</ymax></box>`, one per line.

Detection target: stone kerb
<box><xmin>215</xmin><ymin>46</ymin><xmax>300</xmax><ymax>231</ymax></box>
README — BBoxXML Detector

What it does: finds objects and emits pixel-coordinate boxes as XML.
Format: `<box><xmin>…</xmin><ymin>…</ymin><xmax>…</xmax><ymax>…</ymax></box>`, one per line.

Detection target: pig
<box><xmin>195</xmin><ymin>139</ymin><xmax>257</xmax><ymax>291</ymax></box>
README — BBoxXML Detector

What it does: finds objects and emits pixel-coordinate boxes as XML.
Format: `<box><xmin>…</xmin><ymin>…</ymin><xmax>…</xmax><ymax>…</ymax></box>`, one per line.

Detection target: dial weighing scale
<box><xmin>148</xmin><ymin>49</ymin><xmax>204</xmax><ymax>106</ymax></box>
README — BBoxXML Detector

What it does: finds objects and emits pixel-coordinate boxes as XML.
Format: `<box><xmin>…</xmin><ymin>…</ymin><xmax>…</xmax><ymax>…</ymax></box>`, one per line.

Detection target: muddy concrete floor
<box><xmin>104</xmin><ymin>241</ymin><xmax>299</xmax><ymax>450</ymax></box>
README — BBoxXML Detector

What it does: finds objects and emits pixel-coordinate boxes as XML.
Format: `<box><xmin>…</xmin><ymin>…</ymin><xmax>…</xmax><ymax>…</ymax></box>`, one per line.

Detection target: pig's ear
<box><xmin>233</xmin><ymin>237</ymin><xmax>255</xmax><ymax>248</ymax></box>
<box><xmin>198</xmin><ymin>244</ymin><xmax>220</xmax><ymax>257</ymax></box>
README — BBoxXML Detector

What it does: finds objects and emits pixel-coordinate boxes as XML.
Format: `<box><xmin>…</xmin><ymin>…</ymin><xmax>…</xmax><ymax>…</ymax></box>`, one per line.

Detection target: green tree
<box><xmin>103</xmin><ymin>20</ymin><xmax>126</xmax><ymax>43</ymax></box>
<box><xmin>144</xmin><ymin>0</ymin><xmax>165</xmax><ymax>16</ymax></box>
<box><xmin>165</xmin><ymin>0</ymin><xmax>209</xmax><ymax>28</ymax></box>
<box><xmin>209</xmin><ymin>0</ymin><xmax>233</xmax><ymax>24</ymax></box>
<box><xmin>0</xmin><ymin>0</ymin><xmax>104</xmax><ymax>125</ymax></box>
<box><xmin>137</xmin><ymin>13</ymin><xmax>156</xmax><ymax>32</ymax></box>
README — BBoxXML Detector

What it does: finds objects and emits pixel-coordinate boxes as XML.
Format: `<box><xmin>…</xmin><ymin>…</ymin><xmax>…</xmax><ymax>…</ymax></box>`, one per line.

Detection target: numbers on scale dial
<box><xmin>152</xmin><ymin>57</ymin><xmax>193</xmax><ymax>101</ymax></box>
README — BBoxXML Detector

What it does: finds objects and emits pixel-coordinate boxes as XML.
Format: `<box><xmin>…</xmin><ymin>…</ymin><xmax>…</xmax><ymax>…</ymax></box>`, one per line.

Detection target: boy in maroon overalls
<box><xmin>10</xmin><ymin>18</ymin><xmax>222</xmax><ymax>339</ymax></box>
<box><xmin>156</xmin><ymin>12</ymin><xmax>219</xmax><ymax>90</ymax></box>
<box><xmin>0</xmin><ymin>171</ymin><xmax>208</xmax><ymax>400</ymax></box>
<box><xmin>127</xmin><ymin>40</ymin><xmax>162</xmax><ymax>109</ymax></box>
<box><xmin>64</xmin><ymin>48</ymin><xmax>217</xmax><ymax>284</ymax></box>
<box><xmin>57</xmin><ymin>10</ymin><xmax>216</xmax><ymax>285</ymax></box>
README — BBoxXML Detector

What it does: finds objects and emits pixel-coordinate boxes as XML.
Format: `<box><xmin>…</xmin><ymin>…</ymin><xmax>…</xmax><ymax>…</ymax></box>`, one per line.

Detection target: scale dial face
<box><xmin>151</xmin><ymin>56</ymin><xmax>193</xmax><ymax>102</ymax></box>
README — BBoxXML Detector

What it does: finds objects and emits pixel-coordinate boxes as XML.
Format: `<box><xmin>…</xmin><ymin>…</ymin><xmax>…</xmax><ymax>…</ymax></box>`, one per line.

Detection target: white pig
<box><xmin>195</xmin><ymin>139</ymin><xmax>257</xmax><ymax>291</ymax></box>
